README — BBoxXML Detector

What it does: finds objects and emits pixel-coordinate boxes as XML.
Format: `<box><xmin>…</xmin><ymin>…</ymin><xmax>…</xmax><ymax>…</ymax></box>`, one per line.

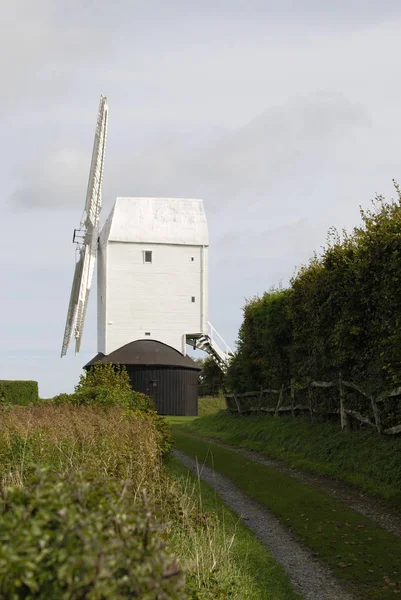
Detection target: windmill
<box><xmin>61</xmin><ymin>95</ymin><xmax>108</xmax><ymax>357</ymax></box>
<box><xmin>61</xmin><ymin>96</ymin><xmax>232</xmax><ymax>396</ymax></box>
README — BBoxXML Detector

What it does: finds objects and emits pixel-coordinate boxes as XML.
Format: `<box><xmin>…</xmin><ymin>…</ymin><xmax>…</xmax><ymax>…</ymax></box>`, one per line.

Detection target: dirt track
<box><xmin>188</xmin><ymin>434</ymin><xmax>401</xmax><ymax>538</ymax></box>
<box><xmin>174</xmin><ymin>449</ymin><xmax>355</xmax><ymax>600</ymax></box>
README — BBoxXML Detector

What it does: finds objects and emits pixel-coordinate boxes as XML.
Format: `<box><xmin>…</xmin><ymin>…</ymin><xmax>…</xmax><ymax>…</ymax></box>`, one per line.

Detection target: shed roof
<box><xmin>84</xmin><ymin>339</ymin><xmax>201</xmax><ymax>370</ymax></box>
<box><xmin>99</xmin><ymin>197</ymin><xmax>208</xmax><ymax>246</ymax></box>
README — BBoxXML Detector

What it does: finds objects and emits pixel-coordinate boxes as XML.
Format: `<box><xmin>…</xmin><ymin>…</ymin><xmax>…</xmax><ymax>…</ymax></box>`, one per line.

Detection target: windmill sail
<box><xmin>61</xmin><ymin>95</ymin><xmax>108</xmax><ymax>357</ymax></box>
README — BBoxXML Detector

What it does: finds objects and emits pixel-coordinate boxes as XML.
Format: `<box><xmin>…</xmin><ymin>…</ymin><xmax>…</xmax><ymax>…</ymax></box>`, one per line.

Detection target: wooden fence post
<box><xmin>290</xmin><ymin>378</ymin><xmax>295</xmax><ymax>418</ymax></box>
<box><xmin>370</xmin><ymin>396</ymin><xmax>382</xmax><ymax>434</ymax></box>
<box><xmin>339</xmin><ymin>373</ymin><xmax>348</xmax><ymax>431</ymax></box>
<box><xmin>274</xmin><ymin>385</ymin><xmax>284</xmax><ymax>418</ymax></box>
<box><xmin>258</xmin><ymin>387</ymin><xmax>264</xmax><ymax>414</ymax></box>
<box><xmin>307</xmin><ymin>377</ymin><xmax>313</xmax><ymax>422</ymax></box>
<box><xmin>233</xmin><ymin>392</ymin><xmax>241</xmax><ymax>415</ymax></box>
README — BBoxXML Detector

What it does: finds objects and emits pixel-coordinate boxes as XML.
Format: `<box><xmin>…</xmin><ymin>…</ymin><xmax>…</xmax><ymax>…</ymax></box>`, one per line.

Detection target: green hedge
<box><xmin>0</xmin><ymin>380</ymin><xmax>39</xmax><ymax>406</ymax></box>
<box><xmin>228</xmin><ymin>186</ymin><xmax>401</xmax><ymax>405</ymax></box>
<box><xmin>0</xmin><ymin>469</ymin><xmax>185</xmax><ymax>599</ymax></box>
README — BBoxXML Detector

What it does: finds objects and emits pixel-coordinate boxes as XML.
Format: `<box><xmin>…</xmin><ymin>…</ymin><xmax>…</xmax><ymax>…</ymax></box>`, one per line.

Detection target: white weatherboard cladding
<box><xmin>98</xmin><ymin>242</ymin><xmax>208</xmax><ymax>355</ymax></box>
<box><xmin>100</xmin><ymin>197</ymin><xmax>209</xmax><ymax>246</ymax></box>
<box><xmin>97</xmin><ymin>241</ymin><xmax>107</xmax><ymax>353</ymax></box>
<box><xmin>98</xmin><ymin>197</ymin><xmax>209</xmax><ymax>354</ymax></box>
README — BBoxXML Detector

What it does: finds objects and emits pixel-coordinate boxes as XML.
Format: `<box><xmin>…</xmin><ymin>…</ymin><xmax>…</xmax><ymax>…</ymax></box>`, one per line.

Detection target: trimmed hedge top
<box><xmin>0</xmin><ymin>380</ymin><xmax>39</xmax><ymax>406</ymax></box>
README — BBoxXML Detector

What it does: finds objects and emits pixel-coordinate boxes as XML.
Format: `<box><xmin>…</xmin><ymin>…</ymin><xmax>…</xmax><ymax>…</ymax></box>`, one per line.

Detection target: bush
<box><xmin>73</xmin><ymin>363</ymin><xmax>133</xmax><ymax>409</ymax></box>
<box><xmin>131</xmin><ymin>390</ymin><xmax>155</xmax><ymax>411</ymax></box>
<box><xmin>73</xmin><ymin>365</ymin><xmax>172</xmax><ymax>453</ymax></box>
<box><xmin>0</xmin><ymin>469</ymin><xmax>185</xmax><ymax>599</ymax></box>
<box><xmin>197</xmin><ymin>358</ymin><xmax>226</xmax><ymax>397</ymax></box>
<box><xmin>56</xmin><ymin>366</ymin><xmax>155</xmax><ymax>412</ymax></box>
<box><xmin>49</xmin><ymin>392</ymin><xmax>76</xmax><ymax>406</ymax></box>
<box><xmin>45</xmin><ymin>365</ymin><xmax>171</xmax><ymax>456</ymax></box>
<box><xmin>0</xmin><ymin>380</ymin><xmax>38</xmax><ymax>406</ymax></box>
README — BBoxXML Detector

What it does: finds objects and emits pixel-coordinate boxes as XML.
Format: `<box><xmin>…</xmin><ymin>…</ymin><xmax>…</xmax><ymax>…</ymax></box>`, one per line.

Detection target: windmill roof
<box><xmin>84</xmin><ymin>339</ymin><xmax>201</xmax><ymax>370</ymax></box>
<box><xmin>99</xmin><ymin>197</ymin><xmax>208</xmax><ymax>246</ymax></box>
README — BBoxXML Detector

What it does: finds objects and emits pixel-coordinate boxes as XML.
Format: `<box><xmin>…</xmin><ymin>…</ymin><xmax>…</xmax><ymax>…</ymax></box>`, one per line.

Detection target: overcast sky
<box><xmin>2</xmin><ymin>1</ymin><xmax>401</xmax><ymax>397</ymax></box>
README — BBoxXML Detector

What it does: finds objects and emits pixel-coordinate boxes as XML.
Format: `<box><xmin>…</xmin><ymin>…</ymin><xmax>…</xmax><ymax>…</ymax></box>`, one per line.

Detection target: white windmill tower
<box><xmin>61</xmin><ymin>96</ymin><xmax>232</xmax><ymax>375</ymax></box>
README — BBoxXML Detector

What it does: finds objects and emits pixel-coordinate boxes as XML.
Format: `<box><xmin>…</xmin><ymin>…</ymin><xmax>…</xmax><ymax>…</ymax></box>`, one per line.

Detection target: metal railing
<box><xmin>207</xmin><ymin>322</ymin><xmax>233</xmax><ymax>358</ymax></box>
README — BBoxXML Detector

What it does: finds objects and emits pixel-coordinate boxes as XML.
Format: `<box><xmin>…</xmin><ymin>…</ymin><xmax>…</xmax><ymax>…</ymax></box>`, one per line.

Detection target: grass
<box><xmin>172</xmin><ymin>427</ymin><xmax>401</xmax><ymax>600</ymax></box>
<box><xmin>197</xmin><ymin>394</ymin><xmax>227</xmax><ymax>417</ymax></box>
<box><xmin>166</xmin><ymin>455</ymin><xmax>301</xmax><ymax>600</ymax></box>
<box><xmin>181</xmin><ymin>410</ymin><xmax>401</xmax><ymax>508</ymax></box>
<box><xmin>0</xmin><ymin>405</ymin><xmax>184</xmax><ymax>598</ymax></box>
<box><xmin>1</xmin><ymin>404</ymin><xmax>300</xmax><ymax>598</ymax></box>
<box><xmin>0</xmin><ymin>405</ymin><xmax>163</xmax><ymax>492</ymax></box>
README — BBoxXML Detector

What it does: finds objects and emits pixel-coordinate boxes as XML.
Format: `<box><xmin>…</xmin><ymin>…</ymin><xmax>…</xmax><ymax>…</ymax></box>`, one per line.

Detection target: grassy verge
<box><xmin>166</xmin><ymin>455</ymin><xmax>301</xmax><ymax>600</ymax></box>
<box><xmin>198</xmin><ymin>394</ymin><xmax>227</xmax><ymax>417</ymax></box>
<box><xmin>0</xmin><ymin>405</ymin><xmax>186</xmax><ymax>598</ymax></box>
<box><xmin>181</xmin><ymin>411</ymin><xmax>401</xmax><ymax>508</ymax></box>
<box><xmin>2</xmin><ymin>404</ymin><xmax>298</xmax><ymax>598</ymax></box>
<box><xmin>173</xmin><ymin>427</ymin><xmax>401</xmax><ymax>600</ymax></box>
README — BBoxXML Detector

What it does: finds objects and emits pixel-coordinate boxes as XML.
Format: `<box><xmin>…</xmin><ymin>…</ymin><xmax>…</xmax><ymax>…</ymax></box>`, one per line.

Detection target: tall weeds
<box><xmin>0</xmin><ymin>404</ymin><xmax>253</xmax><ymax>599</ymax></box>
<box><xmin>0</xmin><ymin>405</ymin><xmax>163</xmax><ymax>496</ymax></box>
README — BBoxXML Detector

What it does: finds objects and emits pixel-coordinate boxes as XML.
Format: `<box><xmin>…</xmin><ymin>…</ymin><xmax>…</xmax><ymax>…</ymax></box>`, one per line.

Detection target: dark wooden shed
<box><xmin>84</xmin><ymin>339</ymin><xmax>201</xmax><ymax>416</ymax></box>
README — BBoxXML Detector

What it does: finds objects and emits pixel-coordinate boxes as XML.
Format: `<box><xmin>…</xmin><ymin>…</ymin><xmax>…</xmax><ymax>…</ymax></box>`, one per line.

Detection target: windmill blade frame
<box><xmin>60</xmin><ymin>95</ymin><xmax>108</xmax><ymax>357</ymax></box>
<box><xmin>60</xmin><ymin>247</ymin><xmax>85</xmax><ymax>356</ymax></box>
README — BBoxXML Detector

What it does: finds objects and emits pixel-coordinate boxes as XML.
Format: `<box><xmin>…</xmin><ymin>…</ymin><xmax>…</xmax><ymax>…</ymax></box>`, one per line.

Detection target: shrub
<box><xmin>197</xmin><ymin>357</ymin><xmax>226</xmax><ymax>397</ymax></box>
<box><xmin>0</xmin><ymin>469</ymin><xmax>186</xmax><ymax>599</ymax></box>
<box><xmin>0</xmin><ymin>380</ymin><xmax>38</xmax><ymax>406</ymax></box>
<box><xmin>73</xmin><ymin>363</ymin><xmax>133</xmax><ymax>409</ymax></box>
<box><xmin>49</xmin><ymin>392</ymin><xmax>76</xmax><ymax>406</ymax></box>
<box><xmin>56</xmin><ymin>366</ymin><xmax>156</xmax><ymax>412</ymax></box>
<box><xmin>43</xmin><ymin>365</ymin><xmax>171</xmax><ymax>456</ymax></box>
<box><xmin>131</xmin><ymin>390</ymin><xmax>155</xmax><ymax>411</ymax></box>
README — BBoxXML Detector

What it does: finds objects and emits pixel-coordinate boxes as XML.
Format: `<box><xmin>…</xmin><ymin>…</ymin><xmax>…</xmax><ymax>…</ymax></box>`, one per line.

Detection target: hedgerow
<box><xmin>228</xmin><ymin>185</ymin><xmax>401</xmax><ymax>409</ymax></box>
<box><xmin>0</xmin><ymin>380</ymin><xmax>38</xmax><ymax>406</ymax></box>
<box><xmin>0</xmin><ymin>470</ymin><xmax>185</xmax><ymax>600</ymax></box>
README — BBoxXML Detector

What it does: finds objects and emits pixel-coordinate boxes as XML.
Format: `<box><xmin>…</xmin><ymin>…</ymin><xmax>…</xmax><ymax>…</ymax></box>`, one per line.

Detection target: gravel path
<box><xmin>188</xmin><ymin>434</ymin><xmax>401</xmax><ymax>537</ymax></box>
<box><xmin>173</xmin><ymin>449</ymin><xmax>354</xmax><ymax>600</ymax></box>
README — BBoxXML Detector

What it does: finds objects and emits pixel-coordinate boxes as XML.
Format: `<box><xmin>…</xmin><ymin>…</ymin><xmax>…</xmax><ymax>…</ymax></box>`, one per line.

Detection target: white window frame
<box><xmin>143</xmin><ymin>250</ymin><xmax>153</xmax><ymax>264</ymax></box>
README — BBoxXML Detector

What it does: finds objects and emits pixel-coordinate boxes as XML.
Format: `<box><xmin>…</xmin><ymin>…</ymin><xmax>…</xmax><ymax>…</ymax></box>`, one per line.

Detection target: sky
<box><xmin>2</xmin><ymin>0</ymin><xmax>401</xmax><ymax>397</ymax></box>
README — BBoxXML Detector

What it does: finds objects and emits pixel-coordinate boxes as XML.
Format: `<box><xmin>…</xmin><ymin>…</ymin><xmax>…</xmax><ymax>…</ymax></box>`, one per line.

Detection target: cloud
<box><xmin>0</xmin><ymin>2</ymin><xmax>114</xmax><ymax>113</ymax></box>
<box><xmin>3</xmin><ymin>0</ymin><xmax>399</xmax><ymax>121</ymax></box>
<box><xmin>10</xmin><ymin>148</ymin><xmax>89</xmax><ymax>210</ymax></box>
<box><xmin>192</xmin><ymin>93</ymin><xmax>367</xmax><ymax>199</ymax></box>
<box><xmin>10</xmin><ymin>93</ymin><xmax>368</xmax><ymax>215</ymax></box>
<box><xmin>216</xmin><ymin>218</ymin><xmax>321</xmax><ymax>260</ymax></box>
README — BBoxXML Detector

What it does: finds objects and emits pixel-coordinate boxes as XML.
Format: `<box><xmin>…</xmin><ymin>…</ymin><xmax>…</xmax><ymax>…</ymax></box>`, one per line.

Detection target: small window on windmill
<box><xmin>191</xmin><ymin>296</ymin><xmax>195</xmax><ymax>303</ymax></box>
<box><xmin>144</xmin><ymin>250</ymin><xmax>152</xmax><ymax>264</ymax></box>
<box><xmin>145</xmin><ymin>332</ymin><xmax>151</xmax><ymax>336</ymax></box>
<box><xmin>191</xmin><ymin>257</ymin><xmax>194</xmax><ymax>262</ymax></box>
